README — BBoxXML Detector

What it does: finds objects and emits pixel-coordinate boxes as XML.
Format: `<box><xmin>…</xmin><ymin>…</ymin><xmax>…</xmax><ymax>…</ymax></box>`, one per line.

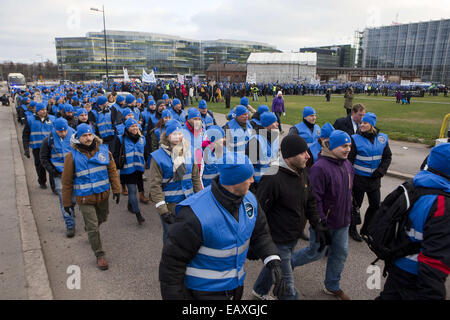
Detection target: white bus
<box><xmin>7</xmin><ymin>73</ymin><xmax>26</xmax><ymax>92</ymax></box>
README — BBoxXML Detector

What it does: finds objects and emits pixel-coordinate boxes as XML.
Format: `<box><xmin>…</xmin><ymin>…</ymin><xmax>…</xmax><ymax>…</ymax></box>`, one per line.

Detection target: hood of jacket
<box><xmin>413</xmin><ymin>170</ymin><xmax>450</xmax><ymax>193</ymax></box>
<box><xmin>70</xmin><ymin>133</ymin><xmax>103</xmax><ymax>156</ymax></box>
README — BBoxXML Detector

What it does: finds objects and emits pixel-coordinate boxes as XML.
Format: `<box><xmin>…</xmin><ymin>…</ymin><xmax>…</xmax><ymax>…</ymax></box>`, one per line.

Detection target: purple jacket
<box><xmin>271</xmin><ymin>96</ymin><xmax>285</xmax><ymax>113</ymax></box>
<box><xmin>309</xmin><ymin>154</ymin><xmax>354</xmax><ymax>229</ymax></box>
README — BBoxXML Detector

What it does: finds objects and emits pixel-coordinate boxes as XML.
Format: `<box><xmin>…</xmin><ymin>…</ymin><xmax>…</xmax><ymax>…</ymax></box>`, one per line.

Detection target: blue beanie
<box><xmin>206</xmin><ymin>125</ymin><xmax>225</xmax><ymax>143</ymax></box>
<box><xmin>362</xmin><ymin>112</ymin><xmax>377</xmax><ymax>127</ymax></box>
<box><xmin>125</xmin><ymin>95</ymin><xmax>136</xmax><ymax>104</ymax></box>
<box><xmin>427</xmin><ymin>143</ymin><xmax>450</xmax><ymax>177</ymax></box>
<box><xmin>148</xmin><ymin>100</ymin><xmax>155</xmax><ymax>106</ymax></box>
<box><xmin>54</xmin><ymin>118</ymin><xmax>68</xmax><ymax>131</ymax></box>
<box><xmin>172</xmin><ymin>98</ymin><xmax>181</xmax><ymax>106</ymax></box>
<box><xmin>257</xmin><ymin>105</ymin><xmax>270</xmax><ymax>115</ymax></box>
<box><xmin>187</xmin><ymin>108</ymin><xmax>201</xmax><ymax>120</ymax></box>
<box><xmin>240</xmin><ymin>97</ymin><xmax>249</xmax><ymax>106</ymax></box>
<box><xmin>122</xmin><ymin>108</ymin><xmax>133</xmax><ymax>118</ymax></box>
<box><xmin>260</xmin><ymin>112</ymin><xmax>278</xmax><ymax>128</ymax></box>
<box><xmin>136</xmin><ymin>98</ymin><xmax>143</xmax><ymax>104</ymax></box>
<box><xmin>76</xmin><ymin>123</ymin><xmax>93</xmax><ymax>138</ymax></box>
<box><xmin>165</xmin><ymin>119</ymin><xmax>183</xmax><ymax>137</ymax></box>
<box><xmin>35</xmin><ymin>103</ymin><xmax>46</xmax><ymax>113</ymax></box>
<box><xmin>219</xmin><ymin>153</ymin><xmax>254</xmax><ymax>186</ymax></box>
<box><xmin>162</xmin><ymin>94</ymin><xmax>169</xmax><ymax>100</ymax></box>
<box><xmin>30</xmin><ymin>100</ymin><xmax>37</xmax><ymax>107</ymax></box>
<box><xmin>64</xmin><ymin>104</ymin><xmax>74</xmax><ymax>113</ymax></box>
<box><xmin>198</xmin><ymin>100</ymin><xmax>207</xmax><ymax>109</ymax></box>
<box><xmin>71</xmin><ymin>96</ymin><xmax>79</xmax><ymax>102</ymax></box>
<box><xmin>116</xmin><ymin>95</ymin><xmax>125</xmax><ymax>103</ymax></box>
<box><xmin>329</xmin><ymin>130</ymin><xmax>351</xmax><ymax>150</ymax></box>
<box><xmin>96</xmin><ymin>96</ymin><xmax>107</xmax><ymax>106</ymax></box>
<box><xmin>320</xmin><ymin>122</ymin><xmax>335</xmax><ymax>138</ymax></box>
<box><xmin>234</xmin><ymin>105</ymin><xmax>248</xmax><ymax>117</ymax></box>
<box><xmin>162</xmin><ymin>109</ymin><xmax>172</xmax><ymax>119</ymax></box>
<box><xmin>125</xmin><ymin>118</ymin><xmax>138</xmax><ymax>129</ymax></box>
<box><xmin>303</xmin><ymin>106</ymin><xmax>316</xmax><ymax>118</ymax></box>
<box><xmin>76</xmin><ymin>108</ymin><xmax>88</xmax><ymax>117</ymax></box>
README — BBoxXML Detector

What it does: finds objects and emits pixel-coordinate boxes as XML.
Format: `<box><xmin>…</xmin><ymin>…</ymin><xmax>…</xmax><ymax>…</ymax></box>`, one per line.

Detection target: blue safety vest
<box><xmin>309</xmin><ymin>141</ymin><xmax>322</xmax><ymax>163</ymax></box>
<box><xmin>226</xmin><ymin>118</ymin><xmax>253</xmax><ymax>153</ymax></box>
<box><xmin>50</xmin><ymin>128</ymin><xmax>75</xmax><ymax>173</ymax></box>
<box><xmin>170</xmin><ymin>108</ymin><xmax>186</xmax><ymax>124</ymax></box>
<box><xmin>201</xmin><ymin>113</ymin><xmax>215</xmax><ymax>130</ymax></box>
<box><xmin>202</xmin><ymin>147</ymin><xmax>219</xmax><ymax>188</ymax></box>
<box><xmin>28</xmin><ymin>115</ymin><xmax>55</xmax><ymax>149</ymax></box>
<box><xmin>294</xmin><ymin>121</ymin><xmax>320</xmax><ymax>147</ymax></box>
<box><xmin>95</xmin><ymin>110</ymin><xmax>115</xmax><ymax>138</ymax></box>
<box><xmin>352</xmin><ymin>133</ymin><xmax>388</xmax><ymax>177</ymax></box>
<box><xmin>251</xmin><ymin>134</ymin><xmax>279</xmax><ymax>183</ymax></box>
<box><xmin>142</xmin><ymin>109</ymin><xmax>158</xmax><ymax>135</ymax></box>
<box><xmin>176</xmin><ymin>187</ymin><xmax>258</xmax><ymax>292</ymax></box>
<box><xmin>119</xmin><ymin>134</ymin><xmax>145</xmax><ymax>175</ymax></box>
<box><xmin>151</xmin><ymin>148</ymin><xmax>194</xmax><ymax>204</ymax></box>
<box><xmin>72</xmin><ymin>144</ymin><xmax>110</xmax><ymax>196</ymax></box>
<box><xmin>395</xmin><ymin>170</ymin><xmax>450</xmax><ymax>275</ymax></box>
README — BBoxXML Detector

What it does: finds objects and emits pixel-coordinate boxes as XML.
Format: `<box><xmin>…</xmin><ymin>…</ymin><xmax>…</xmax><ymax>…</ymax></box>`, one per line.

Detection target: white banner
<box><xmin>142</xmin><ymin>69</ymin><xmax>156</xmax><ymax>83</ymax></box>
<box><xmin>192</xmin><ymin>76</ymin><xmax>199</xmax><ymax>85</ymax></box>
<box><xmin>177</xmin><ymin>74</ymin><xmax>184</xmax><ymax>85</ymax></box>
<box><xmin>246</xmin><ymin>73</ymin><xmax>256</xmax><ymax>84</ymax></box>
<box><xmin>123</xmin><ymin>67</ymin><xmax>130</xmax><ymax>82</ymax></box>
<box><xmin>400</xmin><ymin>80</ymin><xmax>411</xmax><ymax>86</ymax></box>
<box><xmin>376</xmin><ymin>75</ymin><xmax>385</xmax><ymax>81</ymax></box>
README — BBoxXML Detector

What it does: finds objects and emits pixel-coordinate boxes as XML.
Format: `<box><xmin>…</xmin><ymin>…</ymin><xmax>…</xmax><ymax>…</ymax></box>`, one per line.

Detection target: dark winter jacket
<box><xmin>333</xmin><ymin>115</ymin><xmax>358</xmax><ymax>137</ymax></box>
<box><xmin>159</xmin><ymin>176</ymin><xmax>279</xmax><ymax>299</ymax></box>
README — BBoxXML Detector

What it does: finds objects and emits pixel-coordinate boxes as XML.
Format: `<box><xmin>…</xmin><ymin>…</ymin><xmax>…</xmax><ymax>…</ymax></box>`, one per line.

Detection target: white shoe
<box><xmin>252</xmin><ymin>290</ymin><xmax>275</xmax><ymax>300</ymax></box>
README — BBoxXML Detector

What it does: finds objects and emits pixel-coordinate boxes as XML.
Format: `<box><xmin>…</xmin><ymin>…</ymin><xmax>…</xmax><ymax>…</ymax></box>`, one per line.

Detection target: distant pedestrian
<box><xmin>344</xmin><ymin>88</ymin><xmax>354</xmax><ymax>115</ymax></box>
<box><xmin>271</xmin><ymin>91</ymin><xmax>285</xmax><ymax>133</ymax></box>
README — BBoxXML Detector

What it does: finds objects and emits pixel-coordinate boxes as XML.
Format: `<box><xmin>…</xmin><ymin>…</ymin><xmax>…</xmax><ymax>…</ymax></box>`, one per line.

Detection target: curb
<box><xmin>386</xmin><ymin>170</ymin><xmax>414</xmax><ymax>181</ymax></box>
<box><xmin>9</xmin><ymin>104</ymin><xmax>53</xmax><ymax>300</ymax></box>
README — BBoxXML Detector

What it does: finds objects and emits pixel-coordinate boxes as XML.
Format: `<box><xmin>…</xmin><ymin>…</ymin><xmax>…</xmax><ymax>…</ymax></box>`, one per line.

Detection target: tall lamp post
<box><xmin>90</xmin><ymin>6</ymin><xmax>109</xmax><ymax>84</ymax></box>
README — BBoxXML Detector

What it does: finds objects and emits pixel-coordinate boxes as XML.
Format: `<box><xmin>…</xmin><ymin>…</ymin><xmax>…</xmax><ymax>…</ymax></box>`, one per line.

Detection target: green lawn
<box><xmin>203</xmin><ymin>94</ymin><xmax>450</xmax><ymax>146</ymax></box>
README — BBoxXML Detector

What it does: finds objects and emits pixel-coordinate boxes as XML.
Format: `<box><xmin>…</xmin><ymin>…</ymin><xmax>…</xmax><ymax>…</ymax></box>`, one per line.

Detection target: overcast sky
<box><xmin>1</xmin><ymin>0</ymin><xmax>449</xmax><ymax>63</ymax></box>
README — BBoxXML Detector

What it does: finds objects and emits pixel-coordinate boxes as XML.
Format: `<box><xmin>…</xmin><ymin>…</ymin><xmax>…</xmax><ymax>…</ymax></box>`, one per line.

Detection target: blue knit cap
<box><xmin>76</xmin><ymin>123</ymin><xmax>93</xmax><ymax>138</ymax></box>
<box><xmin>162</xmin><ymin>94</ymin><xmax>169</xmax><ymax>100</ymax></box>
<box><xmin>206</xmin><ymin>125</ymin><xmax>225</xmax><ymax>143</ymax></box>
<box><xmin>125</xmin><ymin>95</ymin><xmax>136</xmax><ymax>104</ymax></box>
<box><xmin>427</xmin><ymin>142</ymin><xmax>450</xmax><ymax>177</ymax></box>
<box><xmin>329</xmin><ymin>130</ymin><xmax>351</xmax><ymax>150</ymax></box>
<box><xmin>125</xmin><ymin>118</ymin><xmax>138</xmax><ymax>129</ymax></box>
<box><xmin>136</xmin><ymin>98</ymin><xmax>143</xmax><ymax>104</ymax></box>
<box><xmin>162</xmin><ymin>109</ymin><xmax>172</xmax><ymax>119</ymax></box>
<box><xmin>96</xmin><ymin>96</ymin><xmax>108</xmax><ymax>106</ymax></box>
<box><xmin>64</xmin><ymin>104</ymin><xmax>74</xmax><ymax>113</ymax></box>
<box><xmin>257</xmin><ymin>105</ymin><xmax>269</xmax><ymax>115</ymax></box>
<box><xmin>35</xmin><ymin>103</ymin><xmax>46</xmax><ymax>113</ymax></box>
<box><xmin>219</xmin><ymin>152</ymin><xmax>254</xmax><ymax>186</ymax></box>
<box><xmin>148</xmin><ymin>100</ymin><xmax>155</xmax><ymax>106</ymax></box>
<box><xmin>240</xmin><ymin>97</ymin><xmax>249</xmax><ymax>106</ymax></box>
<box><xmin>234</xmin><ymin>105</ymin><xmax>248</xmax><ymax>117</ymax></box>
<box><xmin>187</xmin><ymin>108</ymin><xmax>201</xmax><ymax>120</ymax></box>
<box><xmin>260</xmin><ymin>112</ymin><xmax>278</xmax><ymax>128</ymax></box>
<box><xmin>122</xmin><ymin>108</ymin><xmax>133</xmax><ymax>118</ymax></box>
<box><xmin>165</xmin><ymin>119</ymin><xmax>183</xmax><ymax>137</ymax></box>
<box><xmin>362</xmin><ymin>112</ymin><xmax>377</xmax><ymax>127</ymax></box>
<box><xmin>303</xmin><ymin>106</ymin><xmax>316</xmax><ymax>118</ymax></box>
<box><xmin>198</xmin><ymin>100</ymin><xmax>207</xmax><ymax>109</ymax></box>
<box><xmin>75</xmin><ymin>108</ymin><xmax>88</xmax><ymax>117</ymax></box>
<box><xmin>320</xmin><ymin>122</ymin><xmax>335</xmax><ymax>138</ymax></box>
<box><xmin>116</xmin><ymin>95</ymin><xmax>125</xmax><ymax>103</ymax></box>
<box><xmin>172</xmin><ymin>98</ymin><xmax>181</xmax><ymax>106</ymax></box>
<box><xmin>54</xmin><ymin>118</ymin><xmax>68</xmax><ymax>131</ymax></box>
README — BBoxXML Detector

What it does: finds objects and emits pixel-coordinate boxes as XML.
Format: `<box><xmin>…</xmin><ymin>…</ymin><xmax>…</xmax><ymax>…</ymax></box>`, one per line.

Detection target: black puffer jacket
<box><xmin>159</xmin><ymin>177</ymin><xmax>279</xmax><ymax>300</ymax></box>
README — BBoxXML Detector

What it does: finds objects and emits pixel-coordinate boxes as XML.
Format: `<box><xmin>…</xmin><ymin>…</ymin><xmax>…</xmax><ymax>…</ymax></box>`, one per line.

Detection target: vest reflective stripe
<box><xmin>252</xmin><ymin>134</ymin><xmax>279</xmax><ymax>183</ymax></box>
<box><xmin>72</xmin><ymin>144</ymin><xmax>110</xmax><ymax>196</ymax></box>
<box><xmin>202</xmin><ymin>147</ymin><xmax>219</xmax><ymax>188</ymax></box>
<box><xmin>226</xmin><ymin>119</ymin><xmax>253</xmax><ymax>152</ymax></box>
<box><xmin>294</xmin><ymin>122</ymin><xmax>320</xmax><ymax>146</ymax></box>
<box><xmin>201</xmin><ymin>114</ymin><xmax>214</xmax><ymax>130</ymax></box>
<box><xmin>28</xmin><ymin>116</ymin><xmax>55</xmax><ymax>149</ymax></box>
<box><xmin>121</xmin><ymin>135</ymin><xmax>145</xmax><ymax>175</ymax></box>
<box><xmin>177</xmin><ymin>188</ymin><xmax>258</xmax><ymax>292</ymax></box>
<box><xmin>50</xmin><ymin>128</ymin><xmax>75</xmax><ymax>173</ymax></box>
<box><xmin>352</xmin><ymin>133</ymin><xmax>388</xmax><ymax>177</ymax></box>
<box><xmin>151</xmin><ymin>148</ymin><xmax>194</xmax><ymax>203</ymax></box>
<box><xmin>96</xmin><ymin>112</ymin><xmax>114</xmax><ymax>138</ymax></box>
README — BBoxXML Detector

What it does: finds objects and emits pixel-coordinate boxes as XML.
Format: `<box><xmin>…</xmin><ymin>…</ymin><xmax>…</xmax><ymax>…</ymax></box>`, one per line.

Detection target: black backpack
<box><xmin>363</xmin><ymin>178</ymin><xmax>449</xmax><ymax>277</ymax></box>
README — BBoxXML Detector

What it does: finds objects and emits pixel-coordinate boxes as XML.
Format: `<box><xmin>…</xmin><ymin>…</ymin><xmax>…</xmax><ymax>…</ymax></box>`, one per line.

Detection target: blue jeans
<box><xmin>54</xmin><ymin>176</ymin><xmax>76</xmax><ymax>229</ymax></box>
<box><xmin>291</xmin><ymin>225</ymin><xmax>349</xmax><ymax>292</ymax></box>
<box><xmin>253</xmin><ymin>240</ymin><xmax>299</xmax><ymax>300</ymax></box>
<box><xmin>126</xmin><ymin>183</ymin><xmax>139</xmax><ymax>213</ymax></box>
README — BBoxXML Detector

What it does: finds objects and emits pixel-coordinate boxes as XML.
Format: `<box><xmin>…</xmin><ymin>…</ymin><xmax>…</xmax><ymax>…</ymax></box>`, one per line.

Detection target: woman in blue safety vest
<box><xmin>114</xmin><ymin>118</ymin><xmax>148</xmax><ymax>225</ymax></box>
<box><xmin>202</xmin><ymin>125</ymin><xmax>226</xmax><ymax>188</ymax></box>
<box><xmin>149</xmin><ymin>119</ymin><xmax>203</xmax><ymax>242</ymax></box>
<box><xmin>289</xmin><ymin>106</ymin><xmax>321</xmax><ymax>147</ymax></box>
<box><xmin>348</xmin><ymin>112</ymin><xmax>392</xmax><ymax>242</ymax></box>
<box><xmin>169</xmin><ymin>98</ymin><xmax>186</xmax><ymax>124</ymax></box>
<box><xmin>159</xmin><ymin>152</ymin><xmax>286</xmax><ymax>300</ymax></box>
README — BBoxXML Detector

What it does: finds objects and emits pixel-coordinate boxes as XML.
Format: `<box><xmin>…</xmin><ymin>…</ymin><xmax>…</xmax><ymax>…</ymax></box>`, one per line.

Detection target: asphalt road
<box><xmin>8</xmin><ymin>93</ymin><xmax>448</xmax><ymax>300</ymax></box>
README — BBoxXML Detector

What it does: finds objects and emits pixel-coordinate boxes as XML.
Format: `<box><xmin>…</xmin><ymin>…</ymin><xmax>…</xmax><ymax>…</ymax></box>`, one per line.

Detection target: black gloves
<box><xmin>371</xmin><ymin>170</ymin><xmax>383</xmax><ymax>179</ymax></box>
<box><xmin>161</xmin><ymin>212</ymin><xmax>176</xmax><ymax>224</ymax></box>
<box><xmin>313</xmin><ymin>220</ymin><xmax>332</xmax><ymax>252</ymax></box>
<box><xmin>113</xmin><ymin>193</ymin><xmax>120</xmax><ymax>204</ymax></box>
<box><xmin>267</xmin><ymin>259</ymin><xmax>286</xmax><ymax>298</ymax></box>
<box><xmin>24</xmin><ymin>149</ymin><xmax>30</xmax><ymax>158</ymax></box>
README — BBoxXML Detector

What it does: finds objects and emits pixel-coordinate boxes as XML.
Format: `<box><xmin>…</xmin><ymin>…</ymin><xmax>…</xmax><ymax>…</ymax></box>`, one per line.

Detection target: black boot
<box><xmin>127</xmin><ymin>203</ymin><xmax>134</xmax><ymax>214</ymax></box>
<box><xmin>136</xmin><ymin>212</ymin><xmax>145</xmax><ymax>225</ymax></box>
<box><xmin>349</xmin><ymin>224</ymin><xmax>362</xmax><ymax>242</ymax></box>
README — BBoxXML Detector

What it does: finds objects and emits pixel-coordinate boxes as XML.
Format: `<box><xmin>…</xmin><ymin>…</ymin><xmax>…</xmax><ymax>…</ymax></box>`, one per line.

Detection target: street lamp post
<box><xmin>90</xmin><ymin>6</ymin><xmax>109</xmax><ymax>84</ymax></box>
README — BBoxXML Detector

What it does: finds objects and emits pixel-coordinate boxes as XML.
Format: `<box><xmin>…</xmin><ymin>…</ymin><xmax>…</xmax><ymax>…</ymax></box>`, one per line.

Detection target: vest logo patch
<box><xmin>98</xmin><ymin>153</ymin><xmax>106</xmax><ymax>162</ymax></box>
<box><xmin>244</xmin><ymin>202</ymin><xmax>255</xmax><ymax>219</ymax></box>
<box><xmin>377</xmin><ymin>136</ymin><xmax>386</xmax><ymax>144</ymax></box>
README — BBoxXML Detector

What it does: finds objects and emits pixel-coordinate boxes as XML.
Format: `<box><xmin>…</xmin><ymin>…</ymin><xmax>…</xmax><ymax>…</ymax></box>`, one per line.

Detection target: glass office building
<box><xmin>299</xmin><ymin>45</ymin><xmax>356</xmax><ymax>68</ymax></box>
<box><xmin>362</xmin><ymin>19</ymin><xmax>450</xmax><ymax>84</ymax></box>
<box><xmin>55</xmin><ymin>30</ymin><xmax>277</xmax><ymax>80</ymax></box>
